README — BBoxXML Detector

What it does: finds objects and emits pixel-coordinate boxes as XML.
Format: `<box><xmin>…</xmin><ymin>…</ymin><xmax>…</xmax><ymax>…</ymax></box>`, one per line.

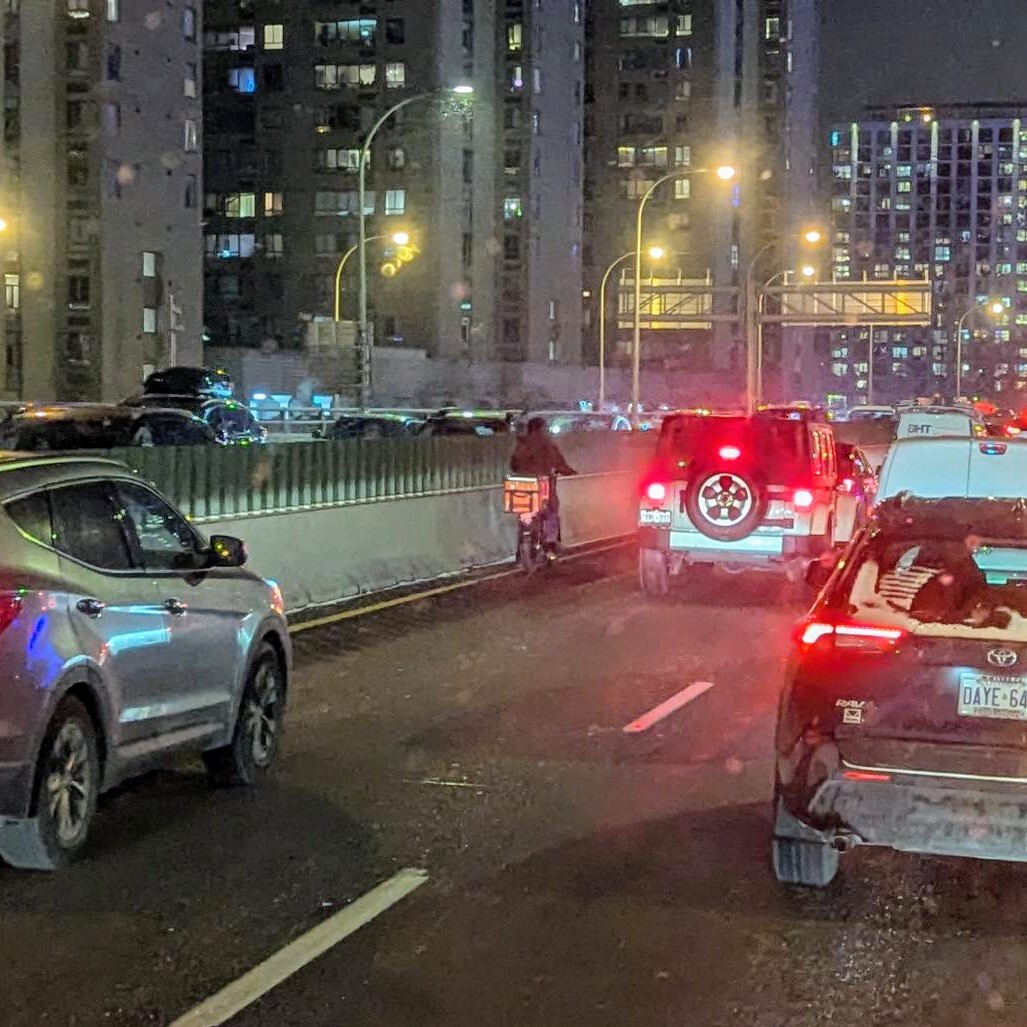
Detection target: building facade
<box><xmin>582</xmin><ymin>0</ymin><xmax>813</xmax><ymax>396</ymax></box>
<box><xmin>2</xmin><ymin>0</ymin><xmax>203</xmax><ymax>402</ymax></box>
<box><xmin>827</xmin><ymin>104</ymin><xmax>1027</xmax><ymax>405</ymax></box>
<box><xmin>201</xmin><ymin>0</ymin><xmax>584</xmax><ymax>380</ymax></box>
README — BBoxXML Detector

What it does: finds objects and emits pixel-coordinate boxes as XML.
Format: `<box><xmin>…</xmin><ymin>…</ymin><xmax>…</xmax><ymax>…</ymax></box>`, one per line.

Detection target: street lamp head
<box><xmin>647</xmin><ymin>245</ymin><xmax>665</xmax><ymax>261</ymax></box>
<box><xmin>800</xmin><ymin>265</ymin><xmax>816</xmax><ymax>279</ymax></box>
<box><xmin>452</xmin><ymin>84</ymin><xmax>474</xmax><ymax>95</ymax></box>
<box><xmin>991</xmin><ymin>301</ymin><xmax>1005</xmax><ymax>315</ymax></box>
<box><xmin>802</xmin><ymin>228</ymin><xmax>823</xmax><ymax>245</ymax></box>
<box><xmin>716</xmin><ymin>165</ymin><xmax>736</xmax><ymax>181</ymax></box>
<box><xmin>391</xmin><ymin>231</ymin><xmax>411</xmax><ymax>246</ymax></box>
<box><xmin>0</xmin><ymin>218</ymin><xmax>7</xmax><ymax>233</ymax></box>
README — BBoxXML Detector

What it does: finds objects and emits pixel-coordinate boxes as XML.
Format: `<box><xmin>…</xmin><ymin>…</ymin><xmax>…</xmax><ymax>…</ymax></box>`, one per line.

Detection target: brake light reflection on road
<box><xmin>646</xmin><ymin>482</ymin><xmax>667</xmax><ymax>502</ymax></box>
<box><xmin>793</xmin><ymin>489</ymin><xmax>815</xmax><ymax>511</ymax></box>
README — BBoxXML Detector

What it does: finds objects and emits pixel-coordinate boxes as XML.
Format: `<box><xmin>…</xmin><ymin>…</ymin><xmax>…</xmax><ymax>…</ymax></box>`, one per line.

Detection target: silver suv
<box><xmin>0</xmin><ymin>456</ymin><xmax>291</xmax><ymax>870</ymax></box>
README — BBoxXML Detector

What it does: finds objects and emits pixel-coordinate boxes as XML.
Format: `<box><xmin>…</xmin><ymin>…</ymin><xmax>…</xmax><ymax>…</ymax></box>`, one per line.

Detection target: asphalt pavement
<box><xmin>3</xmin><ymin>551</ymin><xmax>1027</xmax><ymax>1026</ymax></box>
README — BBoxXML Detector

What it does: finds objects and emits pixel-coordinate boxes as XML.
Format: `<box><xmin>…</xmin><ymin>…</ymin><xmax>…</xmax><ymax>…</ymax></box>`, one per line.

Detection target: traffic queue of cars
<box><xmin>636</xmin><ymin>405</ymin><xmax>1027</xmax><ymax>890</ymax></box>
<box><xmin>639</xmin><ymin>403</ymin><xmax>1027</xmax><ymax>890</ymax></box>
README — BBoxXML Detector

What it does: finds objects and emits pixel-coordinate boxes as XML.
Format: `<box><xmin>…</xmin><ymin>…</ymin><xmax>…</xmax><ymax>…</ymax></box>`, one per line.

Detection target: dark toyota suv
<box><xmin>774</xmin><ymin>496</ymin><xmax>1027</xmax><ymax>887</ymax></box>
<box><xmin>637</xmin><ymin>408</ymin><xmax>841</xmax><ymax>596</ymax></box>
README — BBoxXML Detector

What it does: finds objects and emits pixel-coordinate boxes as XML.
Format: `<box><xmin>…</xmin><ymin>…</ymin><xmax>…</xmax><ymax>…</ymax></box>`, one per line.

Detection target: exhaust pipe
<box><xmin>831</xmin><ymin>833</ymin><xmax>859</xmax><ymax>853</ymax></box>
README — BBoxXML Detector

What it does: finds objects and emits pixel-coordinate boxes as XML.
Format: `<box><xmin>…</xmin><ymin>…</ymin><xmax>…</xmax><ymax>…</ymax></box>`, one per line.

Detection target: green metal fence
<box><xmin>105</xmin><ymin>433</ymin><xmax>655</xmax><ymax>521</ymax></box>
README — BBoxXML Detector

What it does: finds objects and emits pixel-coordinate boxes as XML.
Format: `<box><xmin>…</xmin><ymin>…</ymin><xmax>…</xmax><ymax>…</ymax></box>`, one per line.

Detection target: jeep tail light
<box><xmin>793</xmin><ymin>488</ymin><xmax>815</xmax><ymax>511</ymax></box>
<box><xmin>646</xmin><ymin>482</ymin><xmax>667</xmax><ymax>502</ymax></box>
<box><xmin>0</xmin><ymin>592</ymin><xmax>23</xmax><ymax>636</ymax></box>
<box><xmin>798</xmin><ymin>619</ymin><xmax>905</xmax><ymax>654</ymax></box>
<box><xmin>718</xmin><ymin>445</ymin><xmax>741</xmax><ymax>461</ymax></box>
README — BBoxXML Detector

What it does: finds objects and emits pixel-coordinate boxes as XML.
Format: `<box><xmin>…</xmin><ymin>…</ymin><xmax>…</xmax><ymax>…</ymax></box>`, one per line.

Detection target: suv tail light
<box><xmin>793</xmin><ymin>488</ymin><xmax>815</xmax><ymax>511</ymax></box>
<box><xmin>0</xmin><ymin>592</ymin><xmax>23</xmax><ymax>636</ymax></box>
<box><xmin>646</xmin><ymin>482</ymin><xmax>667</xmax><ymax>502</ymax></box>
<box><xmin>798</xmin><ymin>619</ymin><xmax>905</xmax><ymax>654</ymax></box>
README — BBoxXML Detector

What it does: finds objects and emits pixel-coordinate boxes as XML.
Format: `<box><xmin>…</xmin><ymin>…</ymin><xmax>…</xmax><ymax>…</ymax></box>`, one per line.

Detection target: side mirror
<box><xmin>208</xmin><ymin>534</ymin><xmax>248</xmax><ymax>568</ymax></box>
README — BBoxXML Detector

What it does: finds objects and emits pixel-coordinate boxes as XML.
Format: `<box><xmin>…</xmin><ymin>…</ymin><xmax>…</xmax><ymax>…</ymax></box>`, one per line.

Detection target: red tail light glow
<box><xmin>646</xmin><ymin>482</ymin><xmax>667</xmax><ymax>502</ymax></box>
<box><xmin>793</xmin><ymin>488</ymin><xmax>815</xmax><ymax>511</ymax></box>
<box><xmin>1007</xmin><ymin>425</ymin><xmax>1022</xmax><ymax>436</ymax></box>
<box><xmin>0</xmin><ymin>593</ymin><xmax>23</xmax><ymax>636</ymax></box>
<box><xmin>718</xmin><ymin>445</ymin><xmax>741</xmax><ymax>461</ymax></box>
<box><xmin>798</xmin><ymin>620</ymin><xmax>905</xmax><ymax>652</ymax></box>
<box><xmin>842</xmin><ymin>769</ymin><xmax>892</xmax><ymax>783</ymax></box>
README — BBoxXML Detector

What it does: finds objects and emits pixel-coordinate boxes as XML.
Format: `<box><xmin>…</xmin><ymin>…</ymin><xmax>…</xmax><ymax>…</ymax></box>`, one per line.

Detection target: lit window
<box><xmin>184</xmin><ymin>63</ymin><xmax>197</xmax><ymax>98</ymax></box>
<box><xmin>675</xmin><ymin>80</ymin><xmax>691</xmax><ymax>101</ymax></box>
<box><xmin>142</xmin><ymin>307</ymin><xmax>157</xmax><ymax>333</ymax></box>
<box><xmin>503</xmin><ymin>197</ymin><xmax>522</xmax><ymax>221</ymax></box>
<box><xmin>384</xmin><ymin>189</ymin><xmax>406</xmax><ymax>215</ymax></box>
<box><xmin>387</xmin><ymin>147</ymin><xmax>406</xmax><ymax>170</ymax></box>
<box><xmin>228</xmin><ymin>67</ymin><xmax>256</xmax><ymax>94</ymax></box>
<box><xmin>263</xmin><ymin>24</ymin><xmax>284</xmax><ymax>50</ymax></box>
<box><xmin>142</xmin><ymin>251</ymin><xmax>157</xmax><ymax>278</ymax></box>
<box><xmin>674</xmin><ymin>145</ymin><xmax>691</xmax><ymax>167</ymax></box>
<box><xmin>533</xmin><ymin>67</ymin><xmax>542</xmax><ymax>93</ymax></box>
<box><xmin>765</xmin><ymin>16</ymin><xmax>780</xmax><ymax>38</ymax></box>
<box><xmin>507</xmin><ymin>23</ymin><xmax>522</xmax><ymax>51</ymax></box>
<box><xmin>385</xmin><ymin>62</ymin><xmax>406</xmax><ymax>89</ymax></box>
<box><xmin>263</xmin><ymin>192</ymin><xmax>284</xmax><ymax>216</ymax></box>
<box><xmin>105</xmin><ymin>0</ymin><xmax>119</xmax><ymax>21</ymax></box>
<box><xmin>224</xmin><ymin>193</ymin><xmax>256</xmax><ymax>218</ymax></box>
<box><xmin>674</xmin><ymin>178</ymin><xmax>691</xmax><ymax>200</ymax></box>
<box><xmin>183</xmin><ymin>6</ymin><xmax>196</xmax><ymax>41</ymax></box>
<box><xmin>67</xmin><ymin>0</ymin><xmax>89</xmax><ymax>18</ymax></box>
<box><xmin>4</xmin><ymin>274</ymin><xmax>19</xmax><ymax>310</ymax></box>
<box><xmin>640</xmin><ymin>146</ymin><xmax>668</xmax><ymax>168</ymax></box>
<box><xmin>617</xmin><ymin>146</ymin><xmax>635</xmax><ymax>167</ymax></box>
<box><xmin>511</xmin><ymin>65</ymin><xmax>523</xmax><ymax>91</ymax></box>
<box><xmin>677</xmin><ymin>14</ymin><xmax>692</xmax><ymax>35</ymax></box>
<box><xmin>184</xmin><ymin>119</ymin><xmax>198</xmax><ymax>151</ymax></box>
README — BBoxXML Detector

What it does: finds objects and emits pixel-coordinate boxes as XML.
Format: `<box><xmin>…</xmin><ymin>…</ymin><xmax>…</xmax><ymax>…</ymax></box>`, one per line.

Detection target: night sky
<box><xmin>821</xmin><ymin>0</ymin><xmax>1027</xmax><ymax>123</ymax></box>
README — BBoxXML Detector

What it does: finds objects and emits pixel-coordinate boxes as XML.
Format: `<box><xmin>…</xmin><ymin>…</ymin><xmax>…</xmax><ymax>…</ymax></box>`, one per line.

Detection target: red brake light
<box><xmin>718</xmin><ymin>445</ymin><xmax>741</xmax><ymax>461</ymax></box>
<box><xmin>798</xmin><ymin>620</ymin><xmax>905</xmax><ymax>652</ymax></box>
<box><xmin>646</xmin><ymin>482</ymin><xmax>667</xmax><ymax>502</ymax></box>
<box><xmin>840</xmin><ymin>477</ymin><xmax>854</xmax><ymax>493</ymax></box>
<box><xmin>793</xmin><ymin>488</ymin><xmax>815</xmax><ymax>511</ymax></box>
<box><xmin>1007</xmin><ymin>425</ymin><xmax>1022</xmax><ymax>436</ymax></box>
<box><xmin>0</xmin><ymin>593</ymin><xmax>23</xmax><ymax>636</ymax></box>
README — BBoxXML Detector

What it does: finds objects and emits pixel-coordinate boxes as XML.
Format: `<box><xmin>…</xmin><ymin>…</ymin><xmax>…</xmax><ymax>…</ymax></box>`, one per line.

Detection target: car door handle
<box><xmin>164</xmin><ymin>598</ymin><xmax>188</xmax><ymax>616</ymax></box>
<box><xmin>76</xmin><ymin>597</ymin><xmax>106</xmax><ymax>618</ymax></box>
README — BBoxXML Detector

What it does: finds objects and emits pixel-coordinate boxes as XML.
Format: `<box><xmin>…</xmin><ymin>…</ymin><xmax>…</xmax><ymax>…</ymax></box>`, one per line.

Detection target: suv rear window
<box><xmin>836</xmin><ymin>536</ymin><xmax>1027</xmax><ymax>638</ymax></box>
<box><xmin>656</xmin><ymin>414</ymin><xmax>812</xmax><ymax>483</ymax></box>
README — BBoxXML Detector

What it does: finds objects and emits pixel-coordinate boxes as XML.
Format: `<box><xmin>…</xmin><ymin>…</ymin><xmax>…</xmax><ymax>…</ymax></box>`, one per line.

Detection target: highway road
<box><xmin>2</xmin><ymin>551</ymin><xmax>1026</xmax><ymax>1026</ymax></box>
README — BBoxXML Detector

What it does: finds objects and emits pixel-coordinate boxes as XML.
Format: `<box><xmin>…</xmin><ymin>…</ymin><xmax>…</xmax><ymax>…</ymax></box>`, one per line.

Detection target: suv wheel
<box><xmin>0</xmin><ymin>697</ymin><xmax>100</xmax><ymax>871</ymax></box>
<box><xmin>639</xmin><ymin>547</ymin><xmax>670</xmax><ymax>597</ymax></box>
<box><xmin>204</xmin><ymin>643</ymin><xmax>286</xmax><ymax>787</ymax></box>
<box><xmin>685</xmin><ymin>468</ymin><xmax>767</xmax><ymax>543</ymax></box>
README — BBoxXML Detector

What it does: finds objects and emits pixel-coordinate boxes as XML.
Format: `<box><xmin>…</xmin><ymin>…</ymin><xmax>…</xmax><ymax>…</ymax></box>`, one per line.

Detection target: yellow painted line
<box><xmin>288</xmin><ymin>539</ymin><xmax>632</xmax><ymax>635</ymax></box>
<box><xmin>169</xmin><ymin>868</ymin><xmax>428</xmax><ymax>1027</ymax></box>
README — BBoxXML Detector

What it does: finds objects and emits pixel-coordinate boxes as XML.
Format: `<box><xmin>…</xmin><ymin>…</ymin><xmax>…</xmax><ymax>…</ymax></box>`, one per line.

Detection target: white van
<box><xmin>895</xmin><ymin>406</ymin><xmax>984</xmax><ymax>440</ymax></box>
<box><xmin>878</xmin><ymin>436</ymin><xmax>1027</xmax><ymax>501</ymax></box>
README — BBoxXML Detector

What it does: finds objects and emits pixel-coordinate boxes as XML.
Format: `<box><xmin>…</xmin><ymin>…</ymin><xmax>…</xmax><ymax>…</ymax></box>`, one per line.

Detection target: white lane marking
<box><xmin>622</xmin><ymin>681</ymin><xmax>715</xmax><ymax>734</ymax></box>
<box><xmin>169</xmin><ymin>867</ymin><xmax>428</xmax><ymax>1027</ymax></box>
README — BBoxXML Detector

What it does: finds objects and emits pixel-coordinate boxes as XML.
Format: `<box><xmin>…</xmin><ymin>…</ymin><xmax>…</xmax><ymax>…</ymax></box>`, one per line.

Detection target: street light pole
<box><xmin>744</xmin><ymin>240</ymin><xmax>776</xmax><ymax>414</ymax></box>
<box><xmin>630</xmin><ymin>165</ymin><xmax>734</xmax><ymax>424</ymax></box>
<box><xmin>335</xmin><ymin>235</ymin><xmax>384</xmax><ymax>322</ymax></box>
<box><xmin>599</xmin><ymin>251</ymin><xmax>635</xmax><ymax>410</ymax></box>
<box><xmin>356</xmin><ymin>86</ymin><xmax>471</xmax><ymax>408</ymax></box>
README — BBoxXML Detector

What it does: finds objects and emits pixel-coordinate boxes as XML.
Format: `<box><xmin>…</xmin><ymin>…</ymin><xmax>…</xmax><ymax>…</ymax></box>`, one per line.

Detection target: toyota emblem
<box><xmin>987</xmin><ymin>648</ymin><xmax>1019</xmax><ymax>669</ymax></box>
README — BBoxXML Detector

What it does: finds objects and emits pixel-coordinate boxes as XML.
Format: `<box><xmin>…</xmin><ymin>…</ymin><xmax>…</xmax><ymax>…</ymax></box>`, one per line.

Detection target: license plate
<box><xmin>640</xmin><ymin>509</ymin><xmax>671</xmax><ymax>526</ymax></box>
<box><xmin>958</xmin><ymin>672</ymin><xmax>1027</xmax><ymax>721</ymax></box>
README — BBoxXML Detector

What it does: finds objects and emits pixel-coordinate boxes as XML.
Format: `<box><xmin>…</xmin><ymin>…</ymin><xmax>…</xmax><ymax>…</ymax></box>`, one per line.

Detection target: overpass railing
<box><xmin>105</xmin><ymin>433</ymin><xmax>655</xmax><ymax>522</ymax></box>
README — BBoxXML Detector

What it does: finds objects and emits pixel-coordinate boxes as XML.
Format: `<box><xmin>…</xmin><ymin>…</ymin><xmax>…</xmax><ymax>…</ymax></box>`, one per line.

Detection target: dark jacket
<box><xmin>510</xmin><ymin>433</ymin><xmax>576</xmax><ymax>477</ymax></box>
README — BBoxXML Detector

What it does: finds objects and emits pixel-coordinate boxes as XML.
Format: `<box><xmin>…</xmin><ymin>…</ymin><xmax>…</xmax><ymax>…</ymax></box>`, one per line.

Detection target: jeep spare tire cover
<box><xmin>685</xmin><ymin>466</ymin><xmax>768</xmax><ymax>542</ymax></box>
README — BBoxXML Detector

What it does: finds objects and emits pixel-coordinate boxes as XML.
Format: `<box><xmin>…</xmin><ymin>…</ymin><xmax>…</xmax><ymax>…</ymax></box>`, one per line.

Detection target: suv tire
<box><xmin>639</xmin><ymin>547</ymin><xmax>670</xmax><ymax>597</ymax></box>
<box><xmin>204</xmin><ymin>643</ymin><xmax>286</xmax><ymax>787</ymax></box>
<box><xmin>0</xmin><ymin>697</ymin><xmax>101</xmax><ymax>871</ymax></box>
<box><xmin>685</xmin><ymin>467</ymin><xmax>768</xmax><ymax>543</ymax></box>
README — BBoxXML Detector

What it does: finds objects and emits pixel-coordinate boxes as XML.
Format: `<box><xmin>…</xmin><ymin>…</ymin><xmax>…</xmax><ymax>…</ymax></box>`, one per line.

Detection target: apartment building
<box><xmin>202</xmin><ymin>0</ymin><xmax>584</xmax><ymax>372</ymax></box>
<box><xmin>827</xmin><ymin>104</ymin><xmax>1027</xmax><ymax>404</ymax></box>
<box><xmin>2</xmin><ymin>0</ymin><xmax>203</xmax><ymax>401</ymax></box>
<box><xmin>583</xmin><ymin>0</ymin><xmax>817</xmax><ymax>391</ymax></box>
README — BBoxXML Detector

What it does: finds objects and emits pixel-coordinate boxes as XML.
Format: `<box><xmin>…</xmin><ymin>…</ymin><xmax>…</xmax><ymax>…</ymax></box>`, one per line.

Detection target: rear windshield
<box><xmin>656</xmin><ymin>415</ymin><xmax>812</xmax><ymax>482</ymax></box>
<box><xmin>835</xmin><ymin>536</ymin><xmax>1027</xmax><ymax>639</ymax></box>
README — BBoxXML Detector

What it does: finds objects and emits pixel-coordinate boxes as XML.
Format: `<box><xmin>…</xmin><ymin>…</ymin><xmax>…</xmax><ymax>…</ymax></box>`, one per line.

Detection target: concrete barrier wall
<box><xmin>202</xmin><ymin>467</ymin><xmax>644</xmax><ymax>614</ymax></box>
